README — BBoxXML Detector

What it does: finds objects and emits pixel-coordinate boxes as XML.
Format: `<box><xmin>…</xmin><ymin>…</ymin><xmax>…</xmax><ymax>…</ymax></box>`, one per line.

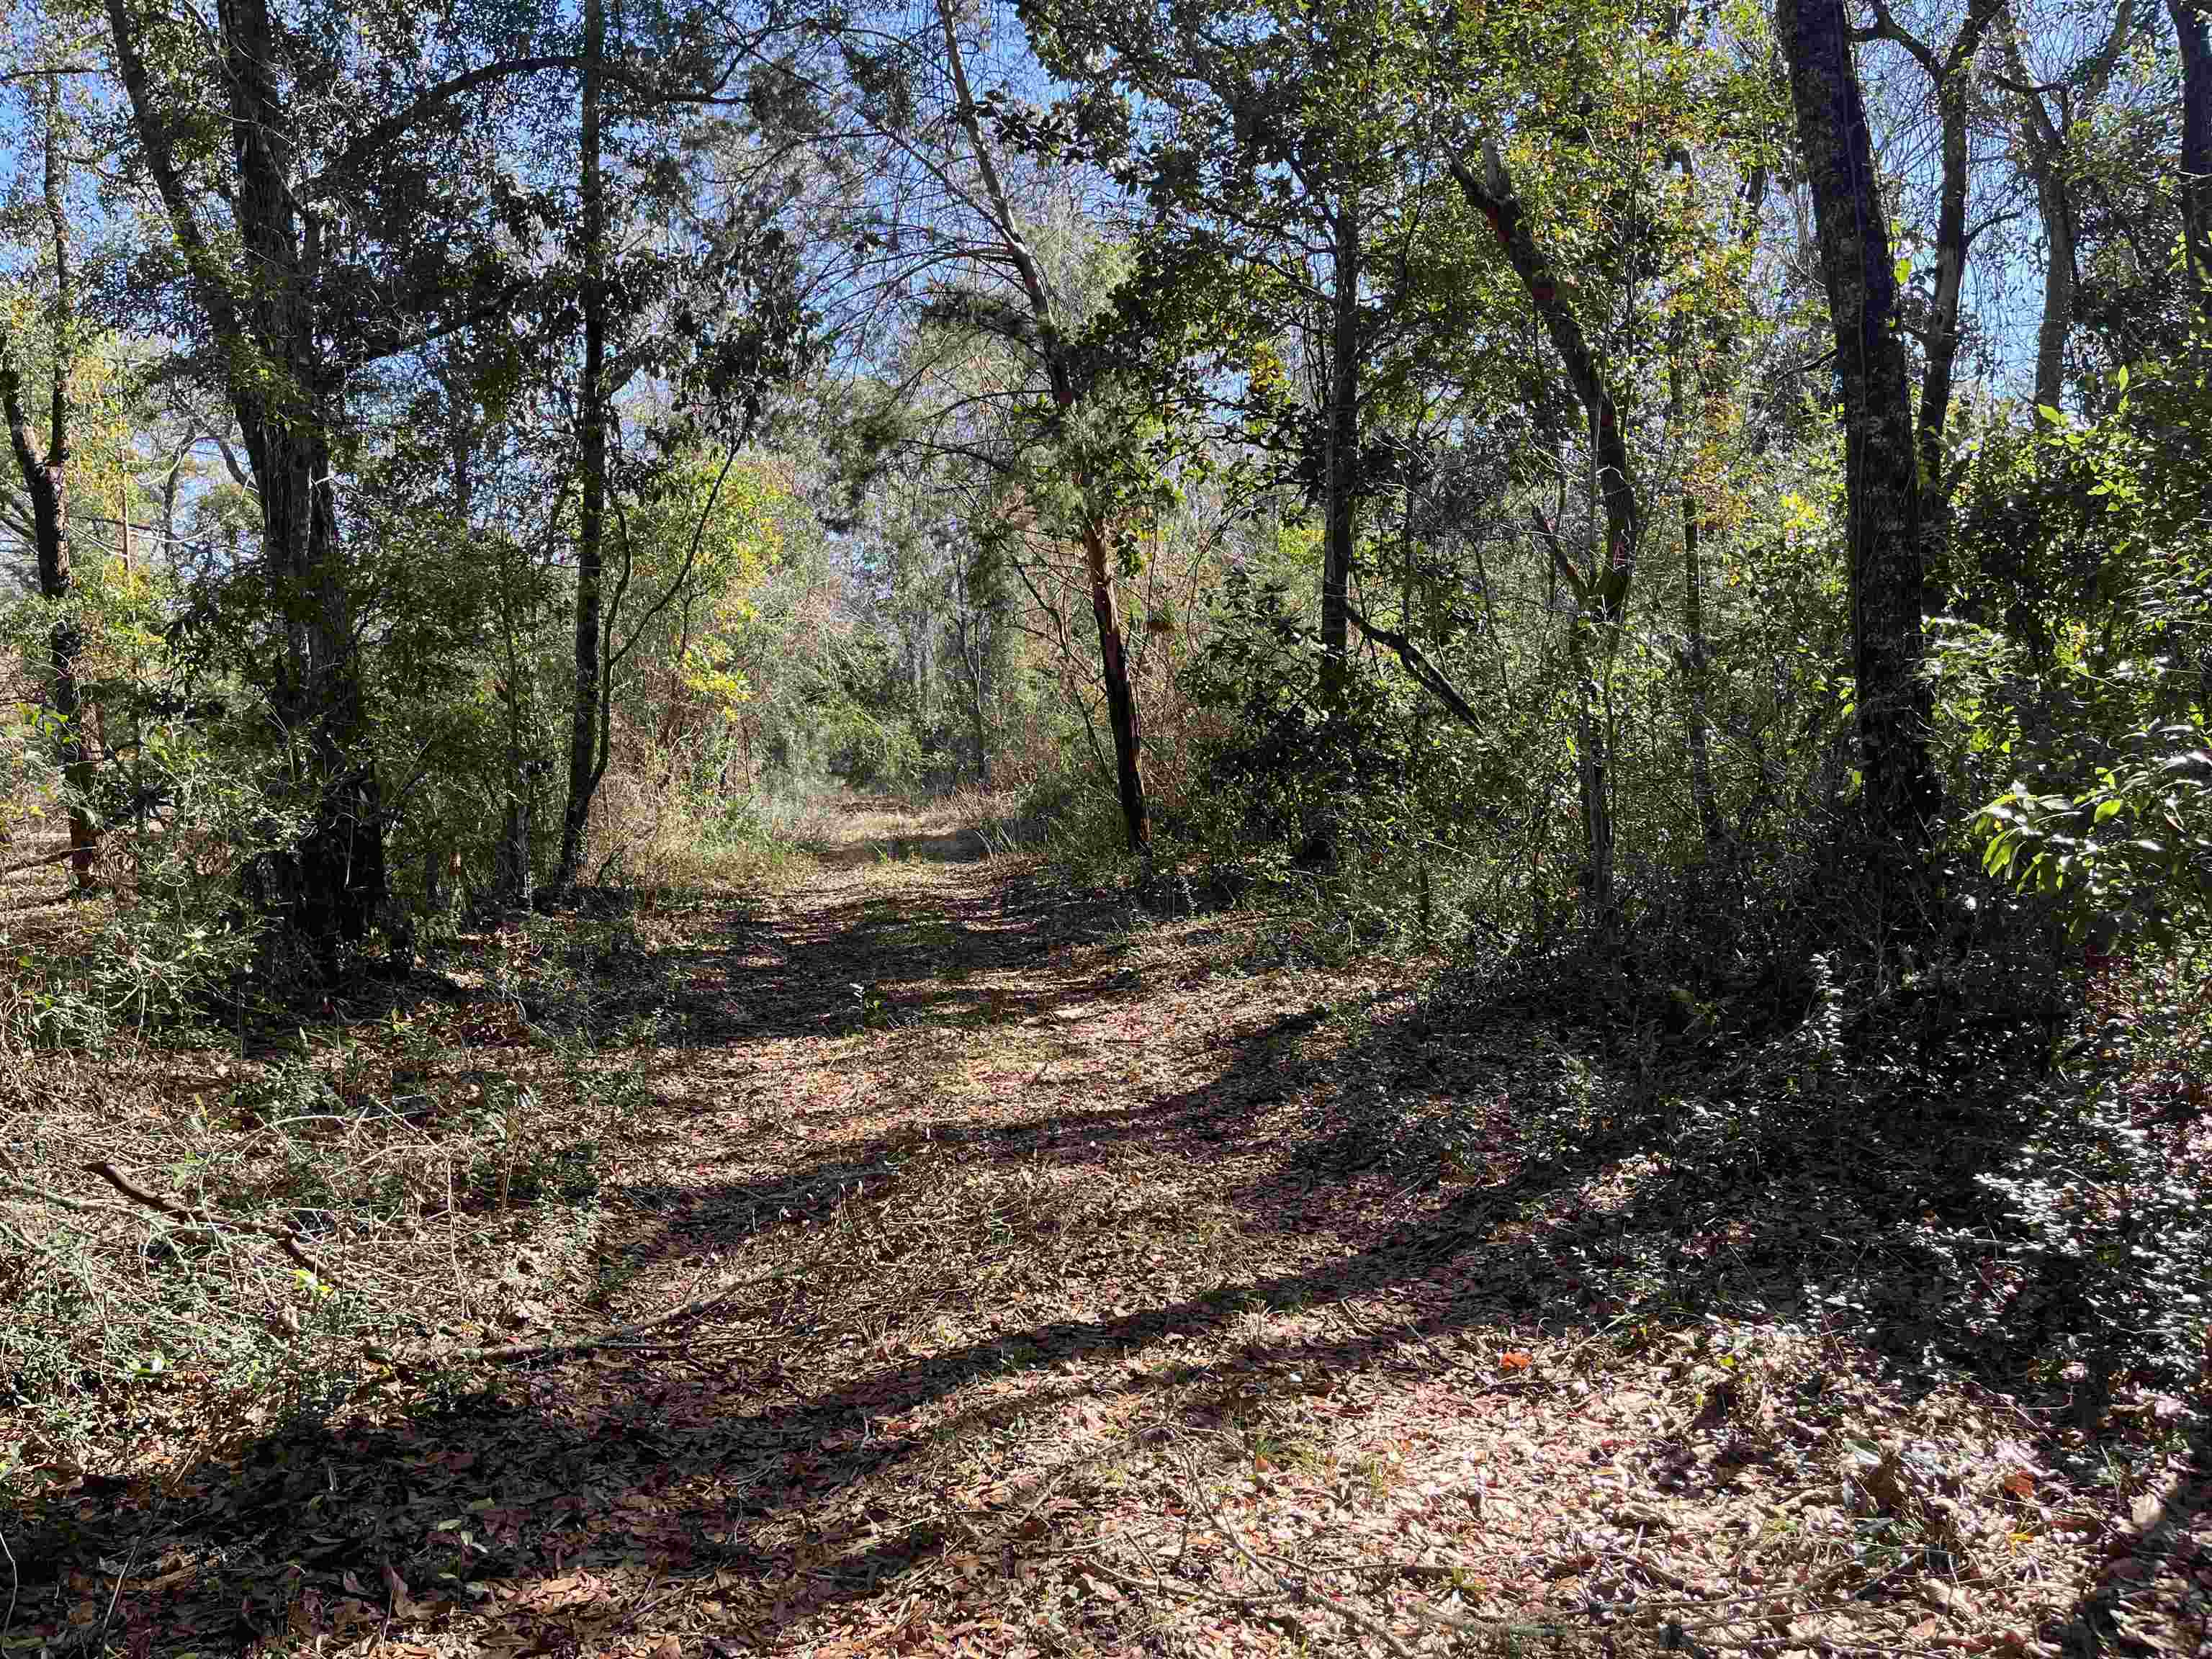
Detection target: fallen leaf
<box><xmin>382</xmin><ymin>1563</ymin><xmax>418</xmax><ymax>1618</ymax></box>
<box><xmin>2002</xmin><ymin>1469</ymin><xmax>2035</xmax><ymax>1498</ymax></box>
<box><xmin>1499</xmin><ymin>1352</ymin><xmax>1532</xmax><ymax>1371</ymax></box>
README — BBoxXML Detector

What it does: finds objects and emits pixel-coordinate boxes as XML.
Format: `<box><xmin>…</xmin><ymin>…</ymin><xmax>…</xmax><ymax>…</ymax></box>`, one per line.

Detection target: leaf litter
<box><xmin>1</xmin><ymin>801</ymin><xmax>2206</xmax><ymax>1658</ymax></box>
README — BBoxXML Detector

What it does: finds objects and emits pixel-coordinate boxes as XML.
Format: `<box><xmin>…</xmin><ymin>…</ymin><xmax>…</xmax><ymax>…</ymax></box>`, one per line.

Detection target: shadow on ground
<box><xmin>805</xmin><ymin>827</ymin><xmax>993</xmax><ymax>868</ymax></box>
<box><xmin>506</xmin><ymin>863</ymin><xmax>1141</xmax><ymax>1051</ymax></box>
<box><xmin>11</xmin><ymin>864</ymin><xmax>2185</xmax><ymax>1655</ymax></box>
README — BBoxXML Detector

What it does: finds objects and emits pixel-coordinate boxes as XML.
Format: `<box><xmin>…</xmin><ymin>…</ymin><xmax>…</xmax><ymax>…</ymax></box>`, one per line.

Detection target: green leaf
<box><xmin>2093</xmin><ymin>798</ymin><xmax>2124</xmax><ymax>824</ymax></box>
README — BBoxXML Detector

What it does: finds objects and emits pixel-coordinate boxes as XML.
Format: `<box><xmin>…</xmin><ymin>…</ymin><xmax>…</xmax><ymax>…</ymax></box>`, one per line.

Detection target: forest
<box><xmin>1</xmin><ymin>0</ymin><xmax>2210</xmax><ymax>1650</ymax></box>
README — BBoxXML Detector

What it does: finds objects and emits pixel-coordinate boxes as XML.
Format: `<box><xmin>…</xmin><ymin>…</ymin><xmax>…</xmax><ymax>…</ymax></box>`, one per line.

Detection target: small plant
<box><xmin>849</xmin><ymin>980</ymin><xmax>894</xmax><ymax>1030</ymax></box>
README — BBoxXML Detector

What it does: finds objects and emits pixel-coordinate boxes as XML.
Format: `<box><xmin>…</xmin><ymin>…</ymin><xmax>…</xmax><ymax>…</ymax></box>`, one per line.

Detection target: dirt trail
<box><xmin>12</xmin><ymin>801</ymin><xmax>2183</xmax><ymax>1657</ymax></box>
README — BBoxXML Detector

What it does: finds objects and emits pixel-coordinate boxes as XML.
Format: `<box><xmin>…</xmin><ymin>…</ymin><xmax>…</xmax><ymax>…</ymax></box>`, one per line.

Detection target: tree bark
<box><xmin>556</xmin><ymin>0</ymin><xmax>611</xmax><ymax>891</ymax></box>
<box><xmin>2026</xmin><ymin>145</ymin><xmax>2078</xmax><ymax>412</ymax></box>
<box><xmin>953</xmin><ymin>555</ymin><xmax>993</xmax><ymax>787</ymax></box>
<box><xmin>1320</xmin><ymin>208</ymin><xmax>1360</xmax><ymax>701</ymax></box>
<box><xmin>1781</xmin><ymin>0</ymin><xmax>1939</xmax><ymax>886</ymax></box>
<box><xmin>935</xmin><ymin>0</ymin><xmax>1148</xmax><ymax>852</ymax></box>
<box><xmin>0</xmin><ymin>76</ymin><xmax>95</xmax><ymax>889</ymax></box>
<box><xmin>2001</xmin><ymin>20</ymin><xmax>2074</xmax><ymax>409</ymax></box>
<box><xmin>1917</xmin><ymin>55</ymin><xmax>1972</xmax><ymax>509</ymax></box>
<box><xmin>2175</xmin><ymin>0</ymin><xmax>2212</xmax><ymax>318</ymax></box>
<box><xmin>221</xmin><ymin>0</ymin><xmax>385</xmax><ymax>952</ymax></box>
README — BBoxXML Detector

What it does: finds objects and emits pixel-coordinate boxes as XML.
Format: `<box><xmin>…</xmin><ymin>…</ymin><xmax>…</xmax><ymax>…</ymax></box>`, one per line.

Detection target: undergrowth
<box><xmin>0</xmin><ymin>896</ymin><xmax>681</xmax><ymax>1466</ymax></box>
<box><xmin>1282</xmin><ymin>915</ymin><xmax>2211</xmax><ymax>1419</ymax></box>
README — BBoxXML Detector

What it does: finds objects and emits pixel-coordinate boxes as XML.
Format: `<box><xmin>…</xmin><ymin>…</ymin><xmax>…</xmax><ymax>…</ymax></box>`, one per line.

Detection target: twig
<box><xmin>1170</xmin><ymin>1444</ymin><xmax>1417</xmax><ymax>1659</ymax></box>
<box><xmin>415</xmin><ymin>1239</ymin><xmax>824</xmax><ymax>1370</ymax></box>
<box><xmin>1345</xmin><ymin>607</ymin><xmax>1488</xmax><ymax>733</ymax></box>
<box><xmin>0</xmin><ymin>1518</ymin><xmax>17</xmax><ymax>1650</ymax></box>
<box><xmin>0</xmin><ymin>840</ymin><xmax>99</xmax><ymax>879</ymax></box>
<box><xmin>84</xmin><ymin>1161</ymin><xmax>350</xmax><ymax>1292</ymax></box>
<box><xmin>94</xmin><ymin>1540</ymin><xmax>138</xmax><ymax>1651</ymax></box>
<box><xmin>0</xmin><ymin>1177</ymin><xmax>146</xmax><ymax>1223</ymax></box>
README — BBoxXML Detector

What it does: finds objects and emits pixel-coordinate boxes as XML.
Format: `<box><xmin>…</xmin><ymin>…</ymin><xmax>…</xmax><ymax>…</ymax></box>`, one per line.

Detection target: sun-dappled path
<box><xmin>9</xmin><ymin>799</ymin><xmax>2204</xmax><ymax>1658</ymax></box>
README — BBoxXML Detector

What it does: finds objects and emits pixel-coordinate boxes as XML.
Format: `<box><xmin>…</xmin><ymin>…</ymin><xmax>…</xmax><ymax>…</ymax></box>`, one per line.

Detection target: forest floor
<box><xmin>4</xmin><ymin>796</ymin><xmax>2209</xmax><ymax>1658</ymax></box>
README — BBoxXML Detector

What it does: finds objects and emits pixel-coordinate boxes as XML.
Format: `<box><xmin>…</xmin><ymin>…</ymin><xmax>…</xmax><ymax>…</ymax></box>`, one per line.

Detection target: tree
<box><xmin>1455</xmin><ymin>140</ymin><xmax>1641</xmax><ymax>926</ymax></box>
<box><xmin>933</xmin><ymin>0</ymin><xmax>1149</xmax><ymax>849</ymax></box>
<box><xmin>101</xmin><ymin>0</ymin><xmax>553</xmax><ymax>953</ymax></box>
<box><xmin>1780</xmin><ymin>0</ymin><xmax>1940</xmax><ymax>891</ymax></box>
<box><xmin>1030</xmin><ymin>0</ymin><xmax>1458</xmax><ymax>714</ymax></box>
<box><xmin>0</xmin><ymin>69</ymin><xmax>96</xmax><ymax>887</ymax></box>
<box><xmin>1995</xmin><ymin>0</ymin><xmax>2141</xmax><ymax>410</ymax></box>
<box><xmin>556</xmin><ymin>0</ymin><xmax>615</xmax><ymax>893</ymax></box>
<box><xmin>2174</xmin><ymin>0</ymin><xmax>2212</xmax><ymax>318</ymax></box>
<box><xmin>546</xmin><ymin>3</ymin><xmax>820</xmax><ymax>890</ymax></box>
<box><xmin>1665</xmin><ymin>150</ymin><xmax>1770</xmax><ymax>863</ymax></box>
<box><xmin>1857</xmin><ymin>0</ymin><xmax>2005</xmax><ymax>558</ymax></box>
<box><xmin>1442</xmin><ymin>0</ymin><xmax>1778</xmax><ymax>919</ymax></box>
<box><xmin>785</xmin><ymin>0</ymin><xmax>1159</xmax><ymax>847</ymax></box>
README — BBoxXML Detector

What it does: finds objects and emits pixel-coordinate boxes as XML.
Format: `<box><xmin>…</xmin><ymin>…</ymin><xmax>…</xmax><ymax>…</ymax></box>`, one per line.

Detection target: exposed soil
<box><xmin>4</xmin><ymin>801</ymin><xmax>2207</xmax><ymax>1658</ymax></box>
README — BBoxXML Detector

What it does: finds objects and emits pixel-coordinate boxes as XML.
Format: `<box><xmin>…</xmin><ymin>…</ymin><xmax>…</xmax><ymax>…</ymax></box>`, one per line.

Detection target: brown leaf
<box><xmin>331</xmin><ymin>1598</ymin><xmax>379</xmax><ymax>1632</ymax></box>
<box><xmin>382</xmin><ymin>1562</ymin><xmax>418</xmax><ymax>1617</ymax></box>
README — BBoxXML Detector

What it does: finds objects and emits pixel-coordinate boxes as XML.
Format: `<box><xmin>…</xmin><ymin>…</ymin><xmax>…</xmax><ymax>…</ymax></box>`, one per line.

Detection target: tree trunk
<box><xmin>557</xmin><ymin>0</ymin><xmax>610</xmax><ymax>891</ymax></box>
<box><xmin>1663</xmin><ymin>148</ymin><xmax>1761</xmax><ymax>865</ymax></box>
<box><xmin>955</xmin><ymin>588</ymin><xmax>992</xmax><ymax>787</ymax></box>
<box><xmin>2030</xmin><ymin>164</ymin><xmax>2077</xmax><ymax>411</ymax></box>
<box><xmin>970</xmin><ymin>670</ymin><xmax>991</xmax><ymax>788</ymax></box>
<box><xmin>1083</xmin><ymin>522</ymin><xmax>1147</xmax><ymax>851</ymax></box>
<box><xmin>1568</xmin><ymin>624</ymin><xmax>1616</xmax><ymax>930</ymax></box>
<box><xmin>1781</xmin><ymin>0</ymin><xmax>1939</xmax><ymax>887</ymax></box>
<box><xmin>1997</xmin><ymin>6</ymin><xmax>2080</xmax><ymax>412</ymax></box>
<box><xmin>1917</xmin><ymin>68</ymin><xmax>1972</xmax><ymax>534</ymax></box>
<box><xmin>224</xmin><ymin>0</ymin><xmax>387</xmax><ymax>953</ymax></box>
<box><xmin>0</xmin><ymin>78</ymin><xmax>95</xmax><ymax>889</ymax></box>
<box><xmin>258</xmin><ymin>421</ymin><xmax>387</xmax><ymax>953</ymax></box>
<box><xmin>1320</xmin><ymin>208</ymin><xmax>1360</xmax><ymax>701</ymax></box>
<box><xmin>1869</xmin><ymin>0</ymin><xmax>2003</xmax><ymax>565</ymax></box>
<box><xmin>2175</xmin><ymin>0</ymin><xmax>2212</xmax><ymax>318</ymax></box>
